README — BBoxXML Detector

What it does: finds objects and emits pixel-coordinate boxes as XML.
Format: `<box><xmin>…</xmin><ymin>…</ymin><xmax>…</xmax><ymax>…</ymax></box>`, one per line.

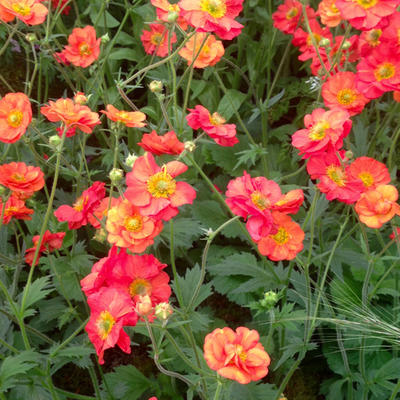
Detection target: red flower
<box><xmin>51</xmin><ymin>0</ymin><xmax>70</xmax><ymax>14</ymax></box>
<box><xmin>203</xmin><ymin>326</ymin><xmax>271</xmax><ymax>384</ymax></box>
<box><xmin>101</xmin><ymin>105</ymin><xmax>146</xmax><ymax>128</ymax></box>
<box><xmin>0</xmin><ymin>162</ymin><xmax>44</xmax><ymax>193</ymax></box>
<box><xmin>85</xmin><ymin>287</ymin><xmax>138</xmax><ymax>364</ymax></box>
<box><xmin>41</xmin><ymin>98</ymin><xmax>101</xmax><ymax>134</ymax></box>
<box><xmin>1</xmin><ymin>195</ymin><xmax>33</xmax><ymax>224</ymax></box>
<box><xmin>138</xmin><ymin>130</ymin><xmax>184</xmax><ymax>155</ymax></box>
<box><xmin>88</xmin><ymin>197</ymin><xmax>118</xmax><ymax>229</ymax></box>
<box><xmin>125</xmin><ymin>153</ymin><xmax>196</xmax><ymax>221</ymax></box>
<box><xmin>54</xmin><ymin>181</ymin><xmax>106</xmax><ymax>229</ymax></box>
<box><xmin>257</xmin><ymin>212</ymin><xmax>305</xmax><ymax>261</ymax></box>
<box><xmin>59</xmin><ymin>26</ymin><xmax>101</xmax><ymax>68</ymax></box>
<box><xmin>24</xmin><ymin>230</ymin><xmax>65</xmax><ymax>266</ymax></box>
<box><xmin>150</xmin><ymin>0</ymin><xmax>188</xmax><ymax>29</ymax></box>
<box><xmin>0</xmin><ymin>0</ymin><xmax>48</xmax><ymax>25</ymax></box>
<box><xmin>141</xmin><ymin>23</ymin><xmax>177</xmax><ymax>57</ymax></box>
<box><xmin>0</xmin><ymin>92</ymin><xmax>32</xmax><ymax>143</ymax></box>
<box><xmin>186</xmin><ymin>105</ymin><xmax>238</xmax><ymax>146</ymax></box>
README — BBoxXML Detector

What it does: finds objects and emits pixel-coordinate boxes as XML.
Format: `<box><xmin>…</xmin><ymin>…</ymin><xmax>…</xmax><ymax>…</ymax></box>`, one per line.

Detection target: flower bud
<box><xmin>93</xmin><ymin>228</ymin><xmax>107</xmax><ymax>243</ymax></box>
<box><xmin>184</xmin><ymin>141</ymin><xmax>196</xmax><ymax>152</ymax></box>
<box><xmin>136</xmin><ymin>295</ymin><xmax>153</xmax><ymax>317</ymax></box>
<box><xmin>260</xmin><ymin>291</ymin><xmax>279</xmax><ymax>309</ymax></box>
<box><xmin>345</xmin><ymin>150</ymin><xmax>354</xmax><ymax>160</ymax></box>
<box><xmin>49</xmin><ymin>135</ymin><xmax>62</xmax><ymax>147</ymax></box>
<box><xmin>109</xmin><ymin>168</ymin><xmax>124</xmax><ymax>184</ymax></box>
<box><xmin>149</xmin><ymin>80</ymin><xmax>163</xmax><ymax>93</ymax></box>
<box><xmin>167</xmin><ymin>11</ymin><xmax>179</xmax><ymax>23</ymax></box>
<box><xmin>154</xmin><ymin>302</ymin><xmax>173</xmax><ymax>321</ymax></box>
<box><xmin>101</xmin><ymin>33</ymin><xmax>110</xmax><ymax>44</ymax></box>
<box><xmin>125</xmin><ymin>153</ymin><xmax>138</xmax><ymax>168</ymax></box>
<box><xmin>74</xmin><ymin>91</ymin><xmax>88</xmax><ymax>105</ymax></box>
<box><xmin>341</xmin><ymin>40</ymin><xmax>351</xmax><ymax>50</ymax></box>
<box><xmin>319</xmin><ymin>37</ymin><xmax>330</xmax><ymax>47</ymax></box>
<box><xmin>25</xmin><ymin>33</ymin><xmax>37</xmax><ymax>43</ymax></box>
<box><xmin>0</xmin><ymin>185</ymin><xmax>7</xmax><ymax>198</ymax></box>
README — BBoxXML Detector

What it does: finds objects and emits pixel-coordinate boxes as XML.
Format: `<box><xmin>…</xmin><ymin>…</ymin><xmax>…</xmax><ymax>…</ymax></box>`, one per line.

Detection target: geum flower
<box><xmin>1</xmin><ymin>195</ymin><xmax>33</xmax><ymax>224</ymax></box>
<box><xmin>88</xmin><ymin>197</ymin><xmax>118</xmax><ymax>229</ymax></box>
<box><xmin>291</xmin><ymin>108</ymin><xmax>352</xmax><ymax>159</ymax></box>
<box><xmin>138</xmin><ymin>130</ymin><xmax>184</xmax><ymax>155</ymax></box>
<box><xmin>178</xmin><ymin>0</ymin><xmax>244</xmax><ymax>39</ymax></box>
<box><xmin>179</xmin><ymin>32</ymin><xmax>224</xmax><ymax>68</ymax></box>
<box><xmin>203</xmin><ymin>326</ymin><xmax>271</xmax><ymax>384</ymax></box>
<box><xmin>0</xmin><ymin>162</ymin><xmax>44</xmax><ymax>194</ymax></box>
<box><xmin>318</xmin><ymin>0</ymin><xmax>342</xmax><ymax>28</ymax></box>
<box><xmin>355</xmin><ymin>184</ymin><xmax>400</xmax><ymax>228</ymax></box>
<box><xmin>0</xmin><ymin>0</ymin><xmax>48</xmax><ymax>25</ymax></box>
<box><xmin>0</xmin><ymin>92</ymin><xmax>32</xmax><ymax>143</ymax></box>
<box><xmin>41</xmin><ymin>98</ymin><xmax>101</xmax><ymax>134</ymax></box>
<box><xmin>85</xmin><ymin>287</ymin><xmax>138</xmax><ymax>364</ymax></box>
<box><xmin>125</xmin><ymin>152</ymin><xmax>196</xmax><ymax>221</ymax></box>
<box><xmin>106</xmin><ymin>198</ymin><xmax>163</xmax><ymax>253</ymax></box>
<box><xmin>54</xmin><ymin>181</ymin><xmax>106</xmax><ymax>229</ymax></box>
<box><xmin>24</xmin><ymin>230</ymin><xmax>65</xmax><ymax>266</ymax></box>
<box><xmin>186</xmin><ymin>105</ymin><xmax>238</xmax><ymax>146</ymax></box>
<box><xmin>141</xmin><ymin>23</ymin><xmax>177</xmax><ymax>57</ymax></box>
<box><xmin>150</xmin><ymin>0</ymin><xmax>188</xmax><ymax>29</ymax></box>
<box><xmin>56</xmin><ymin>26</ymin><xmax>101</xmax><ymax>68</ymax></box>
<box><xmin>101</xmin><ymin>105</ymin><xmax>146</xmax><ymax>128</ymax></box>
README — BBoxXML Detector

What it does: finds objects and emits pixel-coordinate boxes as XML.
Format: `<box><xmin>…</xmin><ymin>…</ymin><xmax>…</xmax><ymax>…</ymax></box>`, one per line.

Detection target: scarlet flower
<box><xmin>85</xmin><ymin>287</ymin><xmax>138</xmax><ymax>364</ymax></box>
<box><xmin>41</xmin><ymin>98</ymin><xmax>101</xmax><ymax>134</ymax></box>
<box><xmin>306</xmin><ymin>151</ymin><xmax>364</xmax><ymax>204</ymax></box>
<box><xmin>203</xmin><ymin>326</ymin><xmax>271</xmax><ymax>384</ymax></box>
<box><xmin>0</xmin><ymin>0</ymin><xmax>48</xmax><ymax>25</ymax></box>
<box><xmin>54</xmin><ymin>181</ymin><xmax>106</xmax><ymax>229</ymax></box>
<box><xmin>355</xmin><ymin>185</ymin><xmax>400</xmax><ymax>228</ymax></box>
<box><xmin>257</xmin><ymin>212</ymin><xmax>304</xmax><ymax>261</ymax></box>
<box><xmin>138</xmin><ymin>130</ymin><xmax>185</xmax><ymax>155</ymax></box>
<box><xmin>24</xmin><ymin>230</ymin><xmax>65</xmax><ymax>266</ymax></box>
<box><xmin>0</xmin><ymin>162</ymin><xmax>44</xmax><ymax>193</ymax></box>
<box><xmin>88</xmin><ymin>197</ymin><xmax>118</xmax><ymax>229</ymax></box>
<box><xmin>106</xmin><ymin>198</ymin><xmax>163</xmax><ymax>253</ymax></box>
<box><xmin>272</xmin><ymin>189</ymin><xmax>304</xmax><ymax>214</ymax></box>
<box><xmin>179</xmin><ymin>32</ymin><xmax>224</xmax><ymax>68</ymax></box>
<box><xmin>58</xmin><ymin>26</ymin><xmax>101</xmax><ymax>68</ymax></box>
<box><xmin>359</xmin><ymin>28</ymin><xmax>383</xmax><ymax>56</ymax></box>
<box><xmin>186</xmin><ymin>105</ymin><xmax>238</xmax><ymax>146</ymax></box>
<box><xmin>318</xmin><ymin>0</ymin><xmax>342</xmax><ymax>27</ymax></box>
<box><xmin>272</xmin><ymin>0</ymin><xmax>313</xmax><ymax>34</ymax></box>
<box><xmin>51</xmin><ymin>0</ymin><xmax>70</xmax><ymax>14</ymax></box>
<box><xmin>178</xmin><ymin>0</ymin><xmax>244</xmax><ymax>39</ymax></box>
<box><xmin>390</xmin><ymin>227</ymin><xmax>400</xmax><ymax>241</ymax></box>
<box><xmin>1</xmin><ymin>195</ymin><xmax>33</xmax><ymax>224</ymax></box>
<box><xmin>347</xmin><ymin>157</ymin><xmax>390</xmax><ymax>192</ymax></box>
<box><xmin>322</xmin><ymin>72</ymin><xmax>369</xmax><ymax>116</ymax></box>
<box><xmin>335</xmin><ymin>0</ymin><xmax>397</xmax><ymax>30</ymax></box>
<box><xmin>356</xmin><ymin>44</ymin><xmax>400</xmax><ymax>99</ymax></box>
<box><xmin>150</xmin><ymin>0</ymin><xmax>188</xmax><ymax>29</ymax></box>
<box><xmin>0</xmin><ymin>92</ymin><xmax>32</xmax><ymax>143</ymax></box>
<box><xmin>101</xmin><ymin>105</ymin><xmax>146</xmax><ymax>128</ymax></box>
<box><xmin>292</xmin><ymin>108</ymin><xmax>352</xmax><ymax>159</ymax></box>
<box><xmin>125</xmin><ymin>152</ymin><xmax>196</xmax><ymax>221</ymax></box>
<box><xmin>141</xmin><ymin>23</ymin><xmax>177</xmax><ymax>57</ymax></box>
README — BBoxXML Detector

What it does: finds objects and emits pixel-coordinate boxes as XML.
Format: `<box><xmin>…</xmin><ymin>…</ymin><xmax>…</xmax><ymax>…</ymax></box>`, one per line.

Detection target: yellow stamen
<box><xmin>79</xmin><ymin>42</ymin><xmax>92</xmax><ymax>56</ymax></box>
<box><xmin>356</xmin><ymin>0</ymin><xmax>378</xmax><ymax>9</ymax></box>
<box><xmin>124</xmin><ymin>215</ymin><xmax>143</xmax><ymax>232</ymax></box>
<box><xmin>359</xmin><ymin>172</ymin><xmax>374</xmax><ymax>187</ymax></box>
<box><xmin>200</xmin><ymin>0</ymin><xmax>227</xmax><ymax>18</ymax></box>
<box><xmin>96</xmin><ymin>311</ymin><xmax>115</xmax><ymax>340</ymax></box>
<box><xmin>209</xmin><ymin>112</ymin><xmax>226</xmax><ymax>126</ymax></box>
<box><xmin>147</xmin><ymin>168</ymin><xmax>176</xmax><ymax>198</ymax></box>
<box><xmin>12</xmin><ymin>3</ymin><xmax>31</xmax><ymax>16</ymax></box>
<box><xmin>7</xmin><ymin>110</ymin><xmax>23</xmax><ymax>128</ymax></box>
<box><xmin>337</xmin><ymin>89</ymin><xmax>357</xmax><ymax>106</ymax></box>
<box><xmin>309</xmin><ymin>121</ymin><xmax>330</xmax><ymax>141</ymax></box>
<box><xmin>271</xmin><ymin>227</ymin><xmax>289</xmax><ymax>245</ymax></box>
<box><xmin>326</xmin><ymin>165</ymin><xmax>346</xmax><ymax>186</ymax></box>
<box><xmin>129</xmin><ymin>278</ymin><xmax>152</xmax><ymax>297</ymax></box>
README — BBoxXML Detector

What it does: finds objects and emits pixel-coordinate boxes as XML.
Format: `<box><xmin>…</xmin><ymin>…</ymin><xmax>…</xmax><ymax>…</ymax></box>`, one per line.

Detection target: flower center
<box><xmin>168</xmin><ymin>4</ymin><xmax>180</xmax><ymax>12</ymax></box>
<box><xmin>7</xmin><ymin>110</ymin><xmax>23</xmax><ymax>128</ymax></box>
<box><xmin>79</xmin><ymin>42</ymin><xmax>92</xmax><ymax>56</ymax></box>
<box><xmin>235</xmin><ymin>345</ymin><xmax>247</xmax><ymax>362</ymax></box>
<box><xmin>337</xmin><ymin>89</ymin><xmax>357</xmax><ymax>106</ymax></box>
<box><xmin>330</xmin><ymin>2</ymin><xmax>339</xmax><ymax>12</ymax></box>
<box><xmin>209</xmin><ymin>112</ymin><xmax>226</xmax><ymax>126</ymax></box>
<box><xmin>116</xmin><ymin>111</ymin><xmax>130</xmax><ymax>121</ymax></box>
<box><xmin>12</xmin><ymin>3</ymin><xmax>31</xmax><ymax>16</ymax></box>
<box><xmin>271</xmin><ymin>227</ymin><xmax>289</xmax><ymax>245</ymax></box>
<box><xmin>124</xmin><ymin>215</ymin><xmax>143</xmax><ymax>232</ymax></box>
<box><xmin>200</xmin><ymin>0</ymin><xmax>227</xmax><ymax>18</ymax></box>
<box><xmin>147</xmin><ymin>168</ymin><xmax>176</xmax><ymax>198</ymax></box>
<box><xmin>251</xmin><ymin>191</ymin><xmax>269</xmax><ymax>210</ymax></box>
<box><xmin>374</xmin><ymin>62</ymin><xmax>395</xmax><ymax>81</ymax></box>
<box><xmin>129</xmin><ymin>278</ymin><xmax>152</xmax><ymax>297</ymax></box>
<box><xmin>359</xmin><ymin>172</ymin><xmax>374</xmax><ymax>187</ymax></box>
<box><xmin>96</xmin><ymin>311</ymin><xmax>115</xmax><ymax>340</ymax></box>
<box><xmin>73</xmin><ymin>195</ymin><xmax>88</xmax><ymax>212</ymax></box>
<box><xmin>356</xmin><ymin>0</ymin><xmax>378</xmax><ymax>9</ymax></box>
<box><xmin>307</xmin><ymin>33</ymin><xmax>322</xmax><ymax>47</ymax></box>
<box><xmin>151</xmin><ymin>33</ymin><xmax>163</xmax><ymax>45</ymax></box>
<box><xmin>366</xmin><ymin>29</ymin><xmax>382</xmax><ymax>46</ymax></box>
<box><xmin>326</xmin><ymin>165</ymin><xmax>346</xmax><ymax>187</ymax></box>
<box><xmin>309</xmin><ymin>120</ymin><xmax>330</xmax><ymax>141</ymax></box>
<box><xmin>286</xmin><ymin>7</ymin><xmax>299</xmax><ymax>19</ymax></box>
<box><xmin>11</xmin><ymin>173</ymin><xmax>26</xmax><ymax>182</ymax></box>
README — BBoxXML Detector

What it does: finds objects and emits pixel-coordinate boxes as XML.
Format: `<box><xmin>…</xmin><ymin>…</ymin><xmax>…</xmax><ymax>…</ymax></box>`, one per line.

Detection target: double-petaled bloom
<box><xmin>0</xmin><ymin>162</ymin><xmax>44</xmax><ymax>194</ymax></box>
<box><xmin>0</xmin><ymin>0</ymin><xmax>48</xmax><ymax>25</ymax></box>
<box><xmin>101</xmin><ymin>105</ymin><xmax>146</xmax><ymax>128</ymax></box>
<box><xmin>141</xmin><ymin>23</ymin><xmax>177</xmax><ymax>57</ymax></box>
<box><xmin>138</xmin><ymin>130</ymin><xmax>185</xmax><ymax>155</ymax></box>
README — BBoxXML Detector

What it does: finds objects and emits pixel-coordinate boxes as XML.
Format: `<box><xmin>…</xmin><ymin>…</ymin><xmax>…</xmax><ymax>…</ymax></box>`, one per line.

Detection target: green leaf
<box><xmin>109</xmin><ymin>48</ymin><xmax>141</xmax><ymax>62</ymax></box>
<box><xmin>229</xmin><ymin>382</ymin><xmax>279</xmax><ymax>400</ymax></box>
<box><xmin>160</xmin><ymin>218</ymin><xmax>204</xmax><ymax>249</ymax></box>
<box><xmin>217</xmin><ymin>89</ymin><xmax>247</xmax><ymax>120</ymax></box>
<box><xmin>374</xmin><ymin>358</ymin><xmax>400</xmax><ymax>382</ymax></box>
<box><xmin>22</xmin><ymin>276</ymin><xmax>53</xmax><ymax>310</ymax></box>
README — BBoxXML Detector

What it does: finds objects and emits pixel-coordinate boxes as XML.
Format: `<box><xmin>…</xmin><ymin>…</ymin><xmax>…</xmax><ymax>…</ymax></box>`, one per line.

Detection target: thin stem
<box><xmin>169</xmin><ymin>220</ymin><xmax>184</xmax><ymax>307</ymax></box>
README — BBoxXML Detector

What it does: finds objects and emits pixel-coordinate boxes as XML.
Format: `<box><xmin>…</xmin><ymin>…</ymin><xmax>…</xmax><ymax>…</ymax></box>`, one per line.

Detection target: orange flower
<box><xmin>88</xmin><ymin>197</ymin><xmax>118</xmax><ymax>229</ymax></box>
<box><xmin>0</xmin><ymin>162</ymin><xmax>44</xmax><ymax>193</ymax></box>
<box><xmin>0</xmin><ymin>92</ymin><xmax>32</xmax><ymax>143</ymax></box>
<box><xmin>138</xmin><ymin>130</ymin><xmax>184</xmax><ymax>155</ymax></box>
<box><xmin>101</xmin><ymin>105</ymin><xmax>146</xmax><ymax>128</ymax></box>
<box><xmin>106</xmin><ymin>198</ymin><xmax>163</xmax><ymax>253</ymax></box>
<box><xmin>257</xmin><ymin>212</ymin><xmax>304</xmax><ymax>261</ymax></box>
<box><xmin>141</xmin><ymin>23</ymin><xmax>177</xmax><ymax>57</ymax></box>
<box><xmin>41</xmin><ymin>98</ymin><xmax>101</xmax><ymax>134</ymax></box>
<box><xmin>355</xmin><ymin>185</ymin><xmax>400</xmax><ymax>228</ymax></box>
<box><xmin>1</xmin><ymin>195</ymin><xmax>33</xmax><ymax>224</ymax></box>
<box><xmin>150</xmin><ymin>0</ymin><xmax>188</xmax><ymax>29</ymax></box>
<box><xmin>318</xmin><ymin>0</ymin><xmax>342</xmax><ymax>27</ymax></box>
<box><xmin>59</xmin><ymin>25</ymin><xmax>101</xmax><ymax>68</ymax></box>
<box><xmin>179</xmin><ymin>32</ymin><xmax>224</xmax><ymax>68</ymax></box>
<box><xmin>0</xmin><ymin>0</ymin><xmax>48</xmax><ymax>25</ymax></box>
<box><xmin>203</xmin><ymin>326</ymin><xmax>271</xmax><ymax>384</ymax></box>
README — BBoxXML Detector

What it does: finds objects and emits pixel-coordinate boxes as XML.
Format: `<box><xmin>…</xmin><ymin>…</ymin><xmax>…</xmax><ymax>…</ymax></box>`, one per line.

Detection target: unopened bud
<box><xmin>155</xmin><ymin>302</ymin><xmax>173</xmax><ymax>320</ymax></box>
<box><xmin>109</xmin><ymin>168</ymin><xmax>124</xmax><ymax>184</ymax></box>
<box><xmin>184</xmin><ymin>141</ymin><xmax>196</xmax><ymax>152</ymax></box>
<box><xmin>49</xmin><ymin>135</ymin><xmax>62</xmax><ymax>147</ymax></box>
<box><xmin>125</xmin><ymin>153</ymin><xmax>138</xmax><ymax>168</ymax></box>
<box><xmin>136</xmin><ymin>295</ymin><xmax>153</xmax><ymax>317</ymax></box>
<box><xmin>74</xmin><ymin>91</ymin><xmax>88</xmax><ymax>105</ymax></box>
<box><xmin>260</xmin><ymin>291</ymin><xmax>279</xmax><ymax>309</ymax></box>
<box><xmin>149</xmin><ymin>80</ymin><xmax>163</xmax><ymax>93</ymax></box>
<box><xmin>345</xmin><ymin>150</ymin><xmax>354</xmax><ymax>160</ymax></box>
<box><xmin>319</xmin><ymin>38</ymin><xmax>330</xmax><ymax>47</ymax></box>
<box><xmin>25</xmin><ymin>33</ymin><xmax>37</xmax><ymax>43</ymax></box>
<box><xmin>93</xmin><ymin>228</ymin><xmax>107</xmax><ymax>243</ymax></box>
<box><xmin>341</xmin><ymin>40</ymin><xmax>351</xmax><ymax>50</ymax></box>
<box><xmin>167</xmin><ymin>11</ymin><xmax>179</xmax><ymax>23</ymax></box>
<box><xmin>0</xmin><ymin>185</ymin><xmax>6</xmax><ymax>197</ymax></box>
<box><xmin>101</xmin><ymin>33</ymin><xmax>110</xmax><ymax>44</ymax></box>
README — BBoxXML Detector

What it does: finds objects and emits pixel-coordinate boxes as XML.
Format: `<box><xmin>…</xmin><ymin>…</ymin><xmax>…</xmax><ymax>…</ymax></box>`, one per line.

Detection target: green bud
<box><xmin>260</xmin><ymin>291</ymin><xmax>279</xmax><ymax>309</ymax></box>
<box><xmin>184</xmin><ymin>141</ymin><xmax>196</xmax><ymax>152</ymax></box>
<box><xmin>341</xmin><ymin>40</ymin><xmax>351</xmax><ymax>50</ymax></box>
<box><xmin>101</xmin><ymin>33</ymin><xmax>110</xmax><ymax>44</ymax></box>
<box><xmin>167</xmin><ymin>11</ymin><xmax>179</xmax><ymax>23</ymax></box>
<box><xmin>125</xmin><ymin>153</ymin><xmax>138</xmax><ymax>168</ymax></box>
<box><xmin>149</xmin><ymin>80</ymin><xmax>163</xmax><ymax>93</ymax></box>
<box><xmin>49</xmin><ymin>135</ymin><xmax>62</xmax><ymax>147</ymax></box>
<box><xmin>319</xmin><ymin>37</ymin><xmax>330</xmax><ymax>47</ymax></box>
<box><xmin>0</xmin><ymin>185</ymin><xmax>7</xmax><ymax>197</ymax></box>
<box><xmin>25</xmin><ymin>33</ymin><xmax>37</xmax><ymax>43</ymax></box>
<box><xmin>109</xmin><ymin>168</ymin><xmax>124</xmax><ymax>184</ymax></box>
<box><xmin>345</xmin><ymin>150</ymin><xmax>354</xmax><ymax>160</ymax></box>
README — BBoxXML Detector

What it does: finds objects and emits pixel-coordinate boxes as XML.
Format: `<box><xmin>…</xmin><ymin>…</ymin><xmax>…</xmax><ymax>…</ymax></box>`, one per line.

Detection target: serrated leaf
<box><xmin>229</xmin><ymin>382</ymin><xmax>279</xmax><ymax>400</ymax></box>
<box><xmin>109</xmin><ymin>48</ymin><xmax>140</xmax><ymax>62</ymax></box>
<box><xmin>22</xmin><ymin>276</ymin><xmax>53</xmax><ymax>310</ymax></box>
<box><xmin>161</xmin><ymin>218</ymin><xmax>204</xmax><ymax>249</ymax></box>
<box><xmin>217</xmin><ymin>89</ymin><xmax>247</xmax><ymax>120</ymax></box>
